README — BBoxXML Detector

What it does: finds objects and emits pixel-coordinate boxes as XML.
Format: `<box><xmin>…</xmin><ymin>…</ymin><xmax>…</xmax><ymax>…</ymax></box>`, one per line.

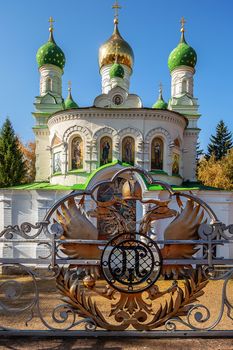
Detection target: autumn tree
<box><xmin>0</xmin><ymin>118</ymin><xmax>26</xmax><ymax>187</ymax></box>
<box><xmin>207</xmin><ymin>120</ymin><xmax>233</xmax><ymax>160</ymax></box>
<box><xmin>19</xmin><ymin>140</ymin><xmax>36</xmax><ymax>183</ymax></box>
<box><xmin>197</xmin><ymin>149</ymin><xmax>233</xmax><ymax>190</ymax></box>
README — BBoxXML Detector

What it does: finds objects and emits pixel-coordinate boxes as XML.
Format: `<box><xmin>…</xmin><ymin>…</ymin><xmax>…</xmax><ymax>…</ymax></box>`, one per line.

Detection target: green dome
<box><xmin>152</xmin><ymin>85</ymin><xmax>168</xmax><ymax>109</ymax></box>
<box><xmin>36</xmin><ymin>30</ymin><xmax>65</xmax><ymax>70</ymax></box>
<box><xmin>168</xmin><ymin>33</ymin><xmax>197</xmax><ymax>72</ymax></box>
<box><xmin>152</xmin><ymin>99</ymin><xmax>168</xmax><ymax>109</ymax></box>
<box><xmin>110</xmin><ymin>63</ymin><xmax>125</xmax><ymax>79</ymax></box>
<box><xmin>64</xmin><ymin>90</ymin><xmax>78</xmax><ymax>109</ymax></box>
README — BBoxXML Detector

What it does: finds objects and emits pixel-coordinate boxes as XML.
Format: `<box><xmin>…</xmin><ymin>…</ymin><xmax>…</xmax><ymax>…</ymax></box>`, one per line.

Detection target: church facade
<box><xmin>0</xmin><ymin>10</ymin><xmax>233</xmax><ymax>261</ymax></box>
<box><xmin>33</xmin><ymin>15</ymin><xmax>199</xmax><ymax>187</ymax></box>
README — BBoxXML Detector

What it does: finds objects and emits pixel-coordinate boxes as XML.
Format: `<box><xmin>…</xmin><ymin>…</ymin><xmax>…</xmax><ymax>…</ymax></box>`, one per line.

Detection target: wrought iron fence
<box><xmin>0</xmin><ymin>167</ymin><xmax>233</xmax><ymax>337</ymax></box>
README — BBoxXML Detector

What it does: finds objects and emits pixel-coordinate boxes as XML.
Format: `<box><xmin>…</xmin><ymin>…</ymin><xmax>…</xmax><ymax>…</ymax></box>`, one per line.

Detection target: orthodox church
<box><xmin>33</xmin><ymin>12</ymin><xmax>199</xmax><ymax>187</ymax></box>
<box><xmin>0</xmin><ymin>4</ymin><xmax>233</xmax><ymax>261</ymax></box>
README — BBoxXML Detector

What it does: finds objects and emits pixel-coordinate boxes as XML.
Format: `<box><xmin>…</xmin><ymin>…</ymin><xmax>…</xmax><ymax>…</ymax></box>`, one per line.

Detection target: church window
<box><xmin>151</xmin><ymin>138</ymin><xmax>163</xmax><ymax>171</ymax></box>
<box><xmin>53</xmin><ymin>77</ymin><xmax>59</xmax><ymax>94</ymax></box>
<box><xmin>172</xmin><ymin>153</ymin><xmax>180</xmax><ymax>175</ymax></box>
<box><xmin>100</xmin><ymin>136</ymin><xmax>112</xmax><ymax>166</ymax></box>
<box><xmin>182</xmin><ymin>79</ymin><xmax>188</xmax><ymax>93</ymax></box>
<box><xmin>46</xmin><ymin>77</ymin><xmax>52</xmax><ymax>91</ymax></box>
<box><xmin>122</xmin><ymin>136</ymin><xmax>135</xmax><ymax>165</ymax></box>
<box><xmin>71</xmin><ymin>136</ymin><xmax>83</xmax><ymax>170</ymax></box>
<box><xmin>53</xmin><ymin>152</ymin><xmax>61</xmax><ymax>174</ymax></box>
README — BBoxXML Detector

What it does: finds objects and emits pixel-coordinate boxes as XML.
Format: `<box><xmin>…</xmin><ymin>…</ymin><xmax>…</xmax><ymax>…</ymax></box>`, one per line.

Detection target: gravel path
<box><xmin>1</xmin><ymin>337</ymin><xmax>233</xmax><ymax>350</ymax></box>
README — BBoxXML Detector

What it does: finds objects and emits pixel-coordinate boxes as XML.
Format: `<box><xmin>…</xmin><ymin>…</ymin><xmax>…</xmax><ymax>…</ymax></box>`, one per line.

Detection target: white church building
<box><xmin>0</xmin><ymin>10</ymin><xmax>233</xmax><ymax>260</ymax></box>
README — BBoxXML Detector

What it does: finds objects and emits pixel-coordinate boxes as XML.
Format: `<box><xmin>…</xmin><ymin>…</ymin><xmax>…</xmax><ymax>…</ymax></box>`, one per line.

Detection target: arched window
<box><xmin>53</xmin><ymin>77</ymin><xmax>58</xmax><ymax>94</ymax></box>
<box><xmin>71</xmin><ymin>136</ymin><xmax>83</xmax><ymax>170</ymax></box>
<box><xmin>53</xmin><ymin>152</ymin><xmax>61</xmax><ymax>173</ymax></box>
<box><xmin>122</xmin><ymin>136</ymin><xmax>135</xmax><ymax>165</ymax></box>
<box><xmin>151</xmin><ymin>137</ymin><xmax>163</xmax><ymax>170</ymax></box>
<box><xmin>46</xmin><ymin>77</ymin><xmax>52</xmax><ymax>92</ymax></box>
<box><xmin>182</xmin><ymin>79</ymin><xmax>187</xmax><ymax>93</ymax></box>
<box><xmin>100</xmin><ymin>136</ymin><xmax>112</xmax><ymax>166</ymax></box>
<box><xmin>172</xmin><ymin>153</ymin><xmax>180</xmax><ymax>175</ymax></box>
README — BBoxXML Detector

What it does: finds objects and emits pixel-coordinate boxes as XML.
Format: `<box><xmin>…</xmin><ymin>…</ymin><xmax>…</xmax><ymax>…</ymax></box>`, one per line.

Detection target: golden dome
<box><xmin>99</xmin><ymin>20</ymin><xmax>134</xmax><ymax>70</ymax></box>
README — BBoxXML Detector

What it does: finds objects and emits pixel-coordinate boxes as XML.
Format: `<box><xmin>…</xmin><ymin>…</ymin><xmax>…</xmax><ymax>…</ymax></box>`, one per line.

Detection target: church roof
<box><xmin>36</xmin><ymin>18</ymin><xmax>65</xmax><ymax>70</ymax></box>
<box><xmin>152</xmin><ymin>84</ymin><xmax>168</xmax><ymax>109</ymax></box>
<box><xmin>64</xmin><ymin>84</ymin><xmax>79</xmax><ymax>109</ymax></box>
<box><xmin>99</xmin><ymin>19</ymin><xmax>134</xmax><ymax>70</ymax></box>
<box><xmin>110</xmin><ymin>62</ymin><xmax>125</xmax><ymax>79</ymax></box>
<box><xmin>168</xmin><ymin>19</ymin><xmax>197</xmax><ymax>72</ymax></box>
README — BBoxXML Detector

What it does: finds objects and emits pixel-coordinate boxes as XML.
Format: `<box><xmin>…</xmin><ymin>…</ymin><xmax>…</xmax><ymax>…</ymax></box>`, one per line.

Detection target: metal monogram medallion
<box><xmin>101</xmin><ymin>233</ymin><xmax>162</xmax><ymax>293</ymax></box>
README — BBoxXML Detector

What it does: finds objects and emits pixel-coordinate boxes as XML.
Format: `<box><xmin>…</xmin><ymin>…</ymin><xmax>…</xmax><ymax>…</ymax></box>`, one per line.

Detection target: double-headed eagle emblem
<box><xmin>51</xmin><ymin>168</ymin><xmax>211</xmax><ymax>330</ymax></box>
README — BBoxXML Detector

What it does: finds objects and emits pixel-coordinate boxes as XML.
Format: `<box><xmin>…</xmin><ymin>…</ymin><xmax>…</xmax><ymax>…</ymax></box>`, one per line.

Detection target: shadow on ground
<box><xmin>0</xmin><ymin>338</ymin><xmax>233</xmax><ymax>350</ymax></box>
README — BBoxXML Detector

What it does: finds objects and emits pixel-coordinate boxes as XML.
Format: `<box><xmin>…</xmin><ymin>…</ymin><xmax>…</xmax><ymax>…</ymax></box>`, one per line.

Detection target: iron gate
<box><xmin>0</xmin><ymin>167</ymin><xmax>233</xmax><ymax>337</ymax></box>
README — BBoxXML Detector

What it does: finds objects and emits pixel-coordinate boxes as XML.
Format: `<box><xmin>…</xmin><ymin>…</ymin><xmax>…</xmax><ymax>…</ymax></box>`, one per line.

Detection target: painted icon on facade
<box><xmin>172</xmin><ymin>153</ymin><xmax>180</xmax><ymax>175</ymax></box>
<box><xmin>71</xmin><ymin>136</ymin><xmax>83</xmax><ymax>170</ymax></box>
<box><xmin>151</xmin><ymin>138</ymin><xmax>163</xmax><ymax>170</ymax></box>
<box><xmin>122</xmin><ymin>136</ymin><xmax>135</xmax><ymax>165</ymax></box>
<box><xmin>100</xmin><ymin>136</ymin><xmax>112</xmax><ymax>165</ymax></box>
<box><xmin>53</xmin><ymin>152</ymin><xmax>61</xmax><ymax>173</ymax></box>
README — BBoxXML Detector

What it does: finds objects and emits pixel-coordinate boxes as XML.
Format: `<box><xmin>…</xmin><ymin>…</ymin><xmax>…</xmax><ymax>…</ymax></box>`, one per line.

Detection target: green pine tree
<box><xmin>207</xmin><ymin>120</ymin><xmax>233</xmax><ymax>160</ymax></box>
<box><xmin>196</xmin><ymin>139</ymin><xmax>204</xmax><ymax>161</ymax></box>
<box><xmin>0</xmin><ymin>118</ymin><xmax>26</xmax><ymax>187</ymax></box>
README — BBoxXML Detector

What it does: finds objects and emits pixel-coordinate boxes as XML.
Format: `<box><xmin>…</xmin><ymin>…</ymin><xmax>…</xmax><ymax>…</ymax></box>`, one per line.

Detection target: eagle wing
<box><xmin>54</xmin><ymin>197</ymin><xmax>101</xmax><ymax>260</ymax></box>
<box><xmin>161</xmin><ymin>199</ymin><xmax>205</xmax><ymax>277</ymax></box>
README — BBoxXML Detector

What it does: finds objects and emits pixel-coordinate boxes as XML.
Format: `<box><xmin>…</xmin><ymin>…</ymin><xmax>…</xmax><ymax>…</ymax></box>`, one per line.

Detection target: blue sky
<box><xmin>0</xmin><ymin>0</ymin><xmax>232</xmax><ymax>151</ymax></box>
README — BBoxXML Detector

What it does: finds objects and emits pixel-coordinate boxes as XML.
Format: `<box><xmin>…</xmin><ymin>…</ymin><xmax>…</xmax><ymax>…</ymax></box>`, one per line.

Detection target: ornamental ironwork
<box><xmin>101</xmin><ymin>233</ymin><xmax>162</xmax><ymax>293</ymax></box>
<box><xmin>0</xmin><ymin>166</ymin><xmax>233</xmax><ymax>336</ymax></box>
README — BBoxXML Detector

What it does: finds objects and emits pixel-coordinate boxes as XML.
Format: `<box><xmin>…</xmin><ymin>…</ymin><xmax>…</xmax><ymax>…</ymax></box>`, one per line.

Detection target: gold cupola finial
<box><xmin>48</xmin><ymin>16</ymin><xmax>55</xmax><ymax>42</ymax></box>
<box><xmin>180</xmin><ymin>17</ymin><xmax>187</xmax><ymax>43</ymax></box>
<box><xmin>49</xmin><ymin>16</ymin><xmax>55</xmax><ymax>33</ymax></box>
<box><xmin>180</xmin><ymin>16</ymin><xmax>186</xmax><ymax>33</ymax></box>
<box><xmin>98</xmin><ymin>1</ymin><xmax>134</xmax><ymax>70</ymax></box>
<box><xmin>68</xmin><ymin>80</ymin><xmax>72</xmax><ymax>92</ymax></box>
<box><xmin>159</xmin><ymin>82</ymin><xmax>163</xmax><ymax>98</ymax></box>
<box><xmin>112</xmin><ymin>0</ymin><xmax>121</xmax><ymax>24</ymax></box>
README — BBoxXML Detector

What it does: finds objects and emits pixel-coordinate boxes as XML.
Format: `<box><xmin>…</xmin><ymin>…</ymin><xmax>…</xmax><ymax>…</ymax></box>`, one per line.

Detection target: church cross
<box><xmin>159</xmin><ymin>82</ymin><xmax>163</xmax><ymax>93</ymax></box>
<box><xmin>180</xmin><ymin>16</ymin><xmax>186</xmax><ymax>32</ymax></box>
<box><xmin>112</xmin><ymin>0</ymin><xmax>122</xmax><ymax>23</ymax></box>
<box><xmin>49</xmin><ymin>16</ymin><xmax>55</xmax><ymax>30</ymax></box>
<box><xmin>68</xmin><ymin>80</ymin><xmax>72</xmax><ymax>92</ymax></box>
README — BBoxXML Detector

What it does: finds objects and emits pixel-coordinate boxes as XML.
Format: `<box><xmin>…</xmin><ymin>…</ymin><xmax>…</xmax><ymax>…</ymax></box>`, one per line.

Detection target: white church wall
<box><xmin>47</xmin><ymin>108</ymin><xmax>187</xmax><ymax>185</ymax></box>
<box><xmin>0</xmin><ymin>189</ymin><xmax>232</xmax><ymax>261</ymax></box>
<box><xmin>34</xmin><ymin>129</ymin><xmax>50</xmax><ymax>181</ymax></box>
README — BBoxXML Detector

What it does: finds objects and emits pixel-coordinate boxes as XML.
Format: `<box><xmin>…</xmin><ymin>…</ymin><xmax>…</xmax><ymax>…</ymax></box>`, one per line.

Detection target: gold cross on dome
<box><xmin>49</xmin><ymin>16</ymin><xmax>54</xmax><ymax>30</ymax></box>
<box><xmin>112</xmin><ymin>0</ymin><xmax>122</xmax><ymax>23</ymax></box>
<box><xmin>68</xmin><ymin>80</ymin><xmax>72</xmax><ymax>91</ymax></box>
<box><xmin>180</xmin><ymin>16</ymin><xmax>186</xmax><ymax>32</ymax></box>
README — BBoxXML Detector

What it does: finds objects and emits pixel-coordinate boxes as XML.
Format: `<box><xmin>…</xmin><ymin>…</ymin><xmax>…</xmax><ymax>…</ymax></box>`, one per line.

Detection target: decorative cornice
<box><xmin>33</xmin><ymin>129</ymin><xmax>50</xmax><ymax>136</ymax></box>
<box><xmin>47</xmin><ymin>108</ymin><xmax>187</xmax><ymax>129</ymax></box>
<box><xmin>184</xmin><ymin>130</ymin><xmax>200</xmax><ymax>137</ymax></box>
